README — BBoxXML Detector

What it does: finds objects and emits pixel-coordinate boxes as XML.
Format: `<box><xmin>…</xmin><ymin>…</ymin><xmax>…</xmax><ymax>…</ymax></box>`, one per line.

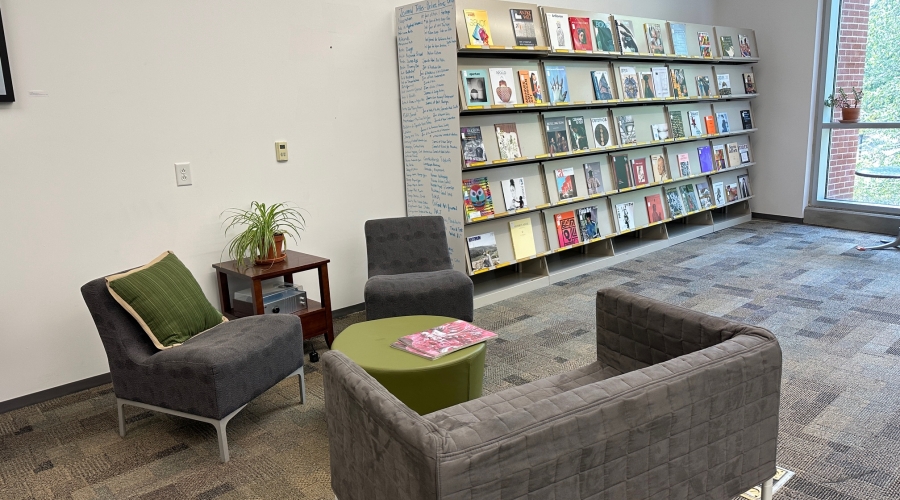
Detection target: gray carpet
<box><xmin>2</xmin><ymin>220</ymin><xmax>900</xmax><ymax>499</ymax></box>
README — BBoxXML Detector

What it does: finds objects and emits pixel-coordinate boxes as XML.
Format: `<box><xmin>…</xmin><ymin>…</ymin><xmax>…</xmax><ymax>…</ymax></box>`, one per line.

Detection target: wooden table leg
<box><xmin>216</xmin><ymin>271</ymin><xmax>231</xmax><ymax>315</ymax></box>
<box><xmin>318</xmin><ymin>264</ymin><xmax>334</xmax><ymax>347</ymax></box>
<box><xmin>251</xmin><ymin>279</ymin><xmax>265</xmax><ymax>315</ymax></box>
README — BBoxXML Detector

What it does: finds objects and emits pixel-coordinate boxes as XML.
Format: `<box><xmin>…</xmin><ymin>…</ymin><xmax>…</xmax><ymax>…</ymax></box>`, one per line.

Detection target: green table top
<box><xmin>332</xmin><ymin>315</ymin><xmax>486</xmax><ymax>372</ymax></box>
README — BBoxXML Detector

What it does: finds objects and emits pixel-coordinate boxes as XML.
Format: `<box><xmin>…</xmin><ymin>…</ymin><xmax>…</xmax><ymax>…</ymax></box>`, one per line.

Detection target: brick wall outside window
<box><xmin>825</xmin><ymin>0</ymin><xmax>870</xmax><ymax>200</ymax></box>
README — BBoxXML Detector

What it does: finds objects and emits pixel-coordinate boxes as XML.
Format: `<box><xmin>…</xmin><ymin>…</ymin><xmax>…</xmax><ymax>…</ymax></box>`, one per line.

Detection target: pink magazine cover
<box><xmin>390</xmin><ymin>320</ymin><xmax>496</xmax><ymax>360</ymax></box>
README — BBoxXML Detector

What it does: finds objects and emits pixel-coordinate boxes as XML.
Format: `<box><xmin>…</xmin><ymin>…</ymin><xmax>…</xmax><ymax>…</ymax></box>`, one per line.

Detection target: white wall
<box><xmin>714</xmin><ymin>0</ymin><xmax>823</xmax><ymax>219</ymax></box>
<box><xmin>0</xmin><ymin>0</ymin><xmax>730</xmax><ymax>403</ymax></box>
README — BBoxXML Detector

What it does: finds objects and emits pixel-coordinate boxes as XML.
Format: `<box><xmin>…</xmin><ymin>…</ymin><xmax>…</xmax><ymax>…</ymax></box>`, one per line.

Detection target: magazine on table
<box><xmin>390</xmin><ymin>320</ymin><xmax>496</xmax><ymax>360</ymax></box>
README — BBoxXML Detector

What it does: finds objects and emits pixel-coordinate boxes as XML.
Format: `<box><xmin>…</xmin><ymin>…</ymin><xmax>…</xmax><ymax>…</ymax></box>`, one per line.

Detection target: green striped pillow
<box><xmin>106</xmin><ymin>251</ymin><xmax>225</xmax><ymax>349</ymax></box>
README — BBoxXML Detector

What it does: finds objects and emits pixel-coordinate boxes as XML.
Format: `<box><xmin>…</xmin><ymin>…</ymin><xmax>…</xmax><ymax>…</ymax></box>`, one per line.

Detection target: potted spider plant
<box><xmin>222</xmin><ymin>202</ymin><xmax>306</xmax><ymax>267</ymax></box>
<box><xmin>824</xmin><ymin>87</ymin><xmax>863</xmax><ymax>123</ymax></box>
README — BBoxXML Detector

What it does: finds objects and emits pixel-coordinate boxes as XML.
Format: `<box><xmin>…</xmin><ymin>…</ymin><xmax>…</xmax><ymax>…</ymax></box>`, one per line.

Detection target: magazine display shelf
<box><xmin>396</xmin><ymin>0</ymin><xmax>760</xmax><ymax>307</ymax></box>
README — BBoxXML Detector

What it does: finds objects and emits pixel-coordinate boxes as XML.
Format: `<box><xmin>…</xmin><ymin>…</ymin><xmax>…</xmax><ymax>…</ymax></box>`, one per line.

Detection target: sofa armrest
<box><xmin>596</xmin><ymin>288</ymin><xmax>774</xmax><ymax>373</ymax></box>
<box><xmin>435</xmin><ymin>332</ymin><xmax>782</xmax><ymax>499</ymax></box>
<box><xmin>323</xmin><ymin>351</ymin><xmax>444</xmax><ymax>500</ymax></box>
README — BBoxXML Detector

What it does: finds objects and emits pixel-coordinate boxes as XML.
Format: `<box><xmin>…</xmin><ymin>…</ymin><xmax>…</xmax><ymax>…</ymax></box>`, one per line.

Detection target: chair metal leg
<box><xmin>761</xmin><ymin>478</ymin><xmax>774</xmax><ymax>500</ymax></box>
<box><xmin>299</xmin><ymin>367</ymin><xmax>307</xmax><ymax>404</ymax></box>
<box><xmin>214</xmin><ymin>419</ymin><xmax>230</xmax><ymax>463</ymax></box>
<box><xmin>117</xmin><ymin>399</ymin><xmax>127</xmax><ymax>437</ymax></box>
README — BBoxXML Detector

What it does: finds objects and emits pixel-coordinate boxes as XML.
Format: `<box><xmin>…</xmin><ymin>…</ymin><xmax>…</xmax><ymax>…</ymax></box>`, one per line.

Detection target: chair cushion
<box><xmin>106</xmin><ymin>251</ymin><xmax>225</xmax><ymax>349</ymax></box>
<box><xmin>424</xmin><ymin>360</ymin><xmax>621</xmax><ymax>431</ymax></box>
<box><xmin>140</xmin><ymin>314</ymin><xmax>304</xmax><ymax>419</ymax></box>
<box><xmin>364</xmin><ymin>269</ymin><xmax>474</xmax><ymax>321</ymax></box>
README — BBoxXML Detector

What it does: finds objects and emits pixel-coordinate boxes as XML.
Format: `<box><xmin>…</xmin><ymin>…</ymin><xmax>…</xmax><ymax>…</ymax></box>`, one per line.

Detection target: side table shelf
<box><xmin>212</xmin><ymin>250</ymin><xmax>335</xmax><ymax>357</ymax></box>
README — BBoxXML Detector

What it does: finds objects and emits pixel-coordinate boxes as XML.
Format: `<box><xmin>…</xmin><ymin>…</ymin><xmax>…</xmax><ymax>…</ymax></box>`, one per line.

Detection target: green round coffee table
<box><xmin>332</xmin><ymin>315</ymin><xmax>485</xmax><ymax>415</ymax></box>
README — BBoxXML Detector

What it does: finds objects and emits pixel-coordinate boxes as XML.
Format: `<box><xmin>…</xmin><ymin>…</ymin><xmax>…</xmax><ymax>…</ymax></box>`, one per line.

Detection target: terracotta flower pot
<box><xmin>840</xmin><ymin>107</ymin><xmax>860</xmax><ymax>123</ymax></box>
<box><xmin>255</xmin><ymin>233</ymin><xmax>286</xmax><ymax>265</ymax></box>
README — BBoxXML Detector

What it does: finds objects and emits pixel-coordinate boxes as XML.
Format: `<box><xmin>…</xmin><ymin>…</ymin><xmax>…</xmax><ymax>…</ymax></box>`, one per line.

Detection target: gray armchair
<box><xmin>81</xmin><ymin>276</ymin><xmax>306</xmax><ymax>462</ymax></box>
<box><xmin>364</xmin><ymin>216</ymin><xmax>474</xmax><ymax>321</ymax></box>
<box><xmin>324</xmin><ymin>288</ymin><xmax>782</xmax><ymax>499</ymax></box>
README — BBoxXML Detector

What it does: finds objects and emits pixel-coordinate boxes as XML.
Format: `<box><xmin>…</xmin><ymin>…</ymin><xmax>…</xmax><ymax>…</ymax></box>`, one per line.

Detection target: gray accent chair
<box><xmin>324</xmin><ymin>288</ymin><xmax>782</xmax><ymax>500</ymax></box>
<box><xmin>364</xmin><ymin>216</ymin><xmax>474</xmax><ymax>321</ymax></box>
<box><xmin>81</xmin><ymin>276</ymin><xmax>306</xmax><ymax>463</ymax></box>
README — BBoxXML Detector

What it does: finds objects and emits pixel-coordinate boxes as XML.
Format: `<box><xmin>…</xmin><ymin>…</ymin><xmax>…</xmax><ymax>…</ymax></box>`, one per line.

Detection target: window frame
<box><xmin>808</xmin><ymin>0</ymin><xmax>900</xmax><ymax>217</ymax></box>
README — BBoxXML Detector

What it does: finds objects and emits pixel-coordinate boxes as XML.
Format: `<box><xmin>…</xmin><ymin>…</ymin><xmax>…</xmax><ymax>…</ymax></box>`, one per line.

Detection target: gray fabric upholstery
<box><xmin>324</xmin><ymin>288</ymin><xmax>782</xmax><ymax>500</ymax></box>
<box><xmin>364</xmin><ymin>269</ymin><xmax>474</xmax><ymax>322</ymax></box>
<box><xmin>364</xmin><ymin>216</ymin><xmax>473</xmax><ymax>322</ymax></box>
<box><xmin>365</xmin><ymin>216</ymin><xmax>453</xmax><ymax>277</ymax></box>
<box><xmin>81</xmin><ymin>277</ymin><xmax>304</xmax><ymax>420</ymax></box>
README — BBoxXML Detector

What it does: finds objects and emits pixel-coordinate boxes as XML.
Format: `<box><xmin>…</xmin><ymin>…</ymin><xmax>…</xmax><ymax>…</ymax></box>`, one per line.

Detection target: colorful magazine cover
<box><xmin>612</xmin><ymin>154</ymin><xmax>631</xmax><ymax>189</ymax></box>
<box><xmin>495</xmin><ymin>122</ymin><xmax>522</xmax><ymax>159</ymax></box>
<box><xmin>591</xmin><ymin>117</ymin><xmax>613</xmax><ymax>147</ymax></box>
<box><xmin>464</xmin><ymin>10</ymin><xmax>492</xmax><ymax>46</ymax></box>
<box><xmin>679</xmin><ymin>183</ymin><xmax>700</xmax><ymax>212</ymax></box>
<box><xmin>670</xmin><ymin>23</ymin><xmax>688</xmax><ymax>55</ymax></box>
<box><xmin>466</xmin><ymin>232</ymin><xmax>499</xmax><ymax>272</ymax></box>
<box><xmin>698</xmin><ymin>146</ymin><xmax>714</xmax><ymax>173</ymax></box>
<box><xmin>713</xmin><ymin>181</ymin><xmax>726</xmax><ymax>205</ymax></box>
<box><xmin>545</xmin><ymin>66</ymin><xmax>570</xmax><ymax>104</ymax></box>
<box><xmin>584</xmin><ymin>161</ymin><xmax>605</xmax><ymax>195</ymax></box>
<box><xmin>645</xmin><ymin>23</ymin><xmax>665</xmax><ymax>54</ymax></box>
<box><xmin>463</xmin><ymin>177</ymin><xmax>494</xmax><ymax>221</ymax></box>
<box><xmin>462</xmin><ymin>69</ymin><xmax>491</xmax><ymax>107</ymax></box>
<box><xmin>720</xmin><ymin>35</ymin><xmax>735</xmax><ymax>57</ymax></box>
<box><xmin>651</xmin><ymin>154</ymin><xmax>669</xmax><ymax>182</ymax></box>
<box><xmin>546</xmin><ymin>12</ymin><xmax>572</xmax><ymax>50</ymax></box>
<box><xmin>617</xmin><ymin>19</ymin><xmax>639</xmax><ymax>53</ymax></box>
<box><xmin>617</xmin><ymin>114</ymin><xmax>636</xmax><ymax>145</ymax></box>
<box><xmin>615</xmin><ymin>202</ymin><xmax>636</xmax><ymax>232</ymax></box>
<box><xmin>545</xmin><ymin>116</ymin><xmax>570</xmax><ymax>153</ymax></box>
<box><xmin>555</xmin><ymin>210</ymin><xmax>581</xmax><ymax>246</ymax></box>
<box><xmin>569</xmin><ymin>17</ymin><xmax>593</xmax><ymax>51</ymax></box>
<box><xmin>695</xmin><ymin>182</ymin><xmax>713</xmax><ymax>208</ymax></box>
<box><xmin>391</xmin><ymin>320</ymin><xmax>497</xmax><ymax>360</ymax></box>
<box><xmin>631</xmin><ymin>157</ymin><xmax>649</xmax><ymax>186</ymax></box>
<box><xmin>645</xmin><ymin>194</ymin><xmax>665</xmax><ymax>223</ymax></box>
<box><xmin>501</xmin><ymin>177</ymin><xmax>528</xmax><ymax>211</ymax></box>
<box><xmin>677</xmin><ymin>152</ymin><xmax>691</xmax><ymax>177</ymax></box>
<box><xmin>697</xmin><ymin>31</ymin><xmax>712</xmax><ymax>57</ymax></box>
<box><xmin>567</xmin><ymin>116</ymin><xmax>590</xmax><ymax>151</ymax></box>
<box><xmin>717</xmin><ymin>74</ymin><xmax>732</xmax><ymax>96</ymax></box>
<box><xmin>510</xmin><ymin>9</ymin><xmax>537</xmax><ymax>47</ymax></box>
<box><xmin>591</xmin><ymin>70</ymin><xmax>614</xmax><ymax>100</ymax></box>
<box><xmin>665</xmin><ymin>186</ymin><xmax>685</xmax><ymax>218</ymax></box>
<box><xmin>578</xmin><ymin>206</ymin><xmax>601</xmax><ymax>240</ymax></box>
<box><xmin>592</xmin><ymin>17</ymin><xmax>616</xmax><ymax>51</ymax></box>
<box><xmin>555</xmin><ymin>167</ymin><xmax>577</xmax><ymax>199</ymax></box>
<box><xmin>489</xmin><ymin>67</ymin><xmax>518</xmax><ymax>105</ymax></box>
<box><xmin>743</xmin><ymin>72</ymin><xmax>757</xmax><ymax>94</ymax></box>
<box><xmin>739</xmin><ymin>34</ymin><xmax>753</xmax><ymax>57</ymax></box>
<box><xmin>696</xmin><ymin>76</ymin><xmax>711</xmax><ymax>97</ymax></box>
<box><xmin>460</xmin><ymin>126</ymin><xmax>486</xmax><ymax>166</ymax></box>
<box><xmin>619</xmin><ymin>66</ymin><xmax>639</xmax><ymax>99</ymax></box>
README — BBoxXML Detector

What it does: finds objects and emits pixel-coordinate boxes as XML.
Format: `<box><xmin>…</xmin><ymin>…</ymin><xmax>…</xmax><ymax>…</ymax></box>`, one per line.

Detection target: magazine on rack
<box><xmin>390</xmin><ymin>320</ymin><xmax>497</xmax><ymax>360</ymax></box>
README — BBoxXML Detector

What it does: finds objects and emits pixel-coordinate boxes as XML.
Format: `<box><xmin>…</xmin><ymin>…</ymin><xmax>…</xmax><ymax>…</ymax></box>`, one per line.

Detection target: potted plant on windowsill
<box><xmin>824</xmin><ymin>87</ymin><xmax>863</xmax><ymax>123</ymax></box>
<box><xmin>222</xmin><ymin>202</ymin><xmax>306</xmax><ymax>267</ymax></box>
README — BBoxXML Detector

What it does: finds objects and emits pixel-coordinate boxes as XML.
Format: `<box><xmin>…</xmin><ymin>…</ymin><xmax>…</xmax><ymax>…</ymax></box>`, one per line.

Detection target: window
<box><xmin>813</xmin><ymin>0</ymin><xmax>900</xmax><ymax>212</ymax></box>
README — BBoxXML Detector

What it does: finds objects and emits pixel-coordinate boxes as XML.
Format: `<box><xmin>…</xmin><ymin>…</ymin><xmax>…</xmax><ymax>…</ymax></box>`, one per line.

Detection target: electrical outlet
<box><xmin>175</xmin><ymin>162</ymin><xmax>192</xmax><ymax>186</ymax></box>
<box><xmin>275</xmin><ymin>141</ymin><xmax>288</xmax><ymax>161</ymax></box>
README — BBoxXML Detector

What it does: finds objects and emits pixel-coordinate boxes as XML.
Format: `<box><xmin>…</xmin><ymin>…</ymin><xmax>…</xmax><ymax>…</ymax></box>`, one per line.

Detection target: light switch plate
<box><xmin>175</xmin><ymin>162</ymin><xmax>192</xmax><ymax>186</ymax></box>
<box><xmin>275</xmin><ymin>141</ymin><xmax>288</xmax><ymax>161</ymax></box>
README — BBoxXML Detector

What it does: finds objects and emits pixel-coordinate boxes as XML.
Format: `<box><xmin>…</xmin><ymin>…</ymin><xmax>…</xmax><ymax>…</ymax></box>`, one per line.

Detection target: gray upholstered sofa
<box><xmin>324</xmin><ymin>288</ymin><xmax>782</xmax><ymax>499</ymax></box>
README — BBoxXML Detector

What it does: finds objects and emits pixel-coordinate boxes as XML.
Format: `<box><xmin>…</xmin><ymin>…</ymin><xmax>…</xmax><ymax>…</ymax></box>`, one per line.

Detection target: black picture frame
<box><xmin>0</xmin><ymin>7</ymin><xmax>14</xmax><ymax>103</ymax></box>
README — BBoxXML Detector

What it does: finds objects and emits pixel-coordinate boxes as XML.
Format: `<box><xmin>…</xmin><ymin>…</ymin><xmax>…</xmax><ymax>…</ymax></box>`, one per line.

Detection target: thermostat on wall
<box><xmin>275</xmin><ymin>141</ymin><xmax>288</xmax><ymax>161</ymax></box>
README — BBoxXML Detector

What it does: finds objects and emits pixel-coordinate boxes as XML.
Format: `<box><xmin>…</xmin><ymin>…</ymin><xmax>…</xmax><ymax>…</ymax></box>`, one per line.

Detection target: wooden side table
<box><xmin>212</xmin><ymin>250</ymin><xmax>334</xmax><ymax>349</ymax></box>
